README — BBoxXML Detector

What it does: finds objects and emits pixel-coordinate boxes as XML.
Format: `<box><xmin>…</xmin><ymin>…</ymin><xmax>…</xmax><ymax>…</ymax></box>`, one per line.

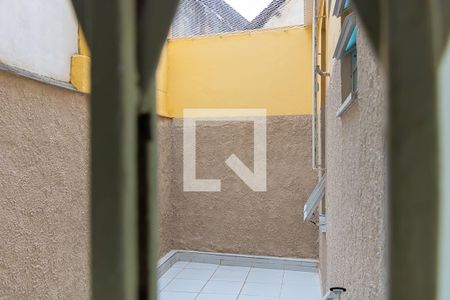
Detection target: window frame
<box><xmin>333</xmin><ymin>0</ymin><xmax>352</xmax><ymax>17</ymax></box>
<box><xmin>334</xmin><ymin>12</ymin><xmax>359</xmax><ymax>117</ymax></box>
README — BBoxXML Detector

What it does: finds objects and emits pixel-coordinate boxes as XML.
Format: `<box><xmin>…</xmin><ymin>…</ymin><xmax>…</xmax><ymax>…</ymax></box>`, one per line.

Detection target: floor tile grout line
<box><xmin>194</xmin><ymin>263</ymin><xmax>220</xmax><ymax>299</ymax></box>
<box><xmin>160</xmin><ymin>259</ymin><xmax>193</xmax><ymax>293</ymax></box>
<box><xmin>161</xmin><ymin>261</ymin><xmax>246</xmax><ymax>297</ymax></box>
<box><xmin>159</xmin><ymin>268</ymin><xmax>184</xmax><ymax>291</ymax></box>
<box><xmin>160</xmin><ymin>261</ymin><xmax>321</xmax><ymax>299</ymax></box>
<box><xmin>278</xmin><ymin>268</ymin><xmax>286</xmax><ymax>300</ymax></box>
<box><xmin>236</xmin><ymin>266</ymin><xmax>252</xmax><ymax>299</ymax></box>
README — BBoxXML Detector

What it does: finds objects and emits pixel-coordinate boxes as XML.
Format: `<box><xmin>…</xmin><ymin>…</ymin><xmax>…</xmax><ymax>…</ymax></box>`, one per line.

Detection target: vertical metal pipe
<box><xmin>385</xmin><ymin>0</ymin><xmax>439</xmax><ymax>299</ymax></box>
<box><xmin>138</xmin><ymin>112</ymin><xmax>151</xmax><ymax>300</ymax></box>
<box><xmin>70</xmin><ymin>0</ymin><xmax>180</xmax><ymax>299</ymax></box>
<box><xmin>147</xmin><ymin>81</ymin><xmax>159</xmax><ymax>300</ymax></box>
<box><xmin>311</xmin><ymin>0</ymin><xmax>319</xmax><ymax>170</ymax></box>
<box><xmin>90</xmin><ymin>0</ymin><xmax>139</xmax><ymax>298</ymax></box>
<box><xmin>136</xmin><ymin>2</ymin><xmax>179</xmax><ymax>299</ymax></box>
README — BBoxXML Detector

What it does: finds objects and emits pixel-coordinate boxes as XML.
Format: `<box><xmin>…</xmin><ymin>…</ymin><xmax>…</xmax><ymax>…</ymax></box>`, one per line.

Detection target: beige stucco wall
<box><xmin>0</xmin><ymin>70</ymin><xmax>90</xmax><ymax>299</ymax></box>
<box><xmin>158</xmin><ymin>116</ymin><xmax>175</xmax><ymax>256</ymax></box>
<box><xmin>321</xmin><ymin>25</ymin><xmax>387</xmax><ymax>298</ymax></box>
<box><xmin>158</xmin><ymin>115</ymin><xmax>319</xmax><ymax>259</ymax></box>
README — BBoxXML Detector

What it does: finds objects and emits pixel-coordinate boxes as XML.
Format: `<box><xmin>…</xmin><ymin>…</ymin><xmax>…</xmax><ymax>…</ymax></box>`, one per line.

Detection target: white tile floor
<box><xmin>158</xmin><ymin>261</ymin><xmax>321</xmax><ymax>300</ymax></box>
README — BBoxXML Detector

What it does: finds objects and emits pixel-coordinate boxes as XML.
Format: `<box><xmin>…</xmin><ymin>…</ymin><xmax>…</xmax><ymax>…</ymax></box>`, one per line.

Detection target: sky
<box><xmin>224</xmin><ymin>0</ymin><xmax>274</xmax><ymax>21</ymax></box>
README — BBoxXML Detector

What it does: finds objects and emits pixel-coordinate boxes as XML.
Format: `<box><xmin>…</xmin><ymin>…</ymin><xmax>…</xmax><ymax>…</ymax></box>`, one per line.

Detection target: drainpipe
<box><xmin>311</xmin><ymin>0</ymin><xmax>322</xmax><ymax>170</ymax></box>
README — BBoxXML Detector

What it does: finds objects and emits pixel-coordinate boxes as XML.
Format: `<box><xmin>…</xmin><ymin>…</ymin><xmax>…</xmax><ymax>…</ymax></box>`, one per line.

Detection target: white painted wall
<box><xmin>263</xmin><ymin>0</ymin><xmax>305</xmax><ymax>29</ymax></box>
<box><xmin>303</xmin><ymin>0</ymin><xmax>312</xmax><ymax>25</ymax></box>
<box><xmin>0</xmin><ymin>0</ymin><xmax>78</xmax><ymax>82</ymax></box>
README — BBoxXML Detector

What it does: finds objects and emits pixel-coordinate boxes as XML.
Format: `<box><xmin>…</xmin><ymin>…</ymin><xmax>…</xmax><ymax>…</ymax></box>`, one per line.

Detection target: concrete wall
<box><xmin>158</xmin><ymin>115</ymin><xmax>319</xmax><ymax>259</ymax></box>
<box><xmin>0</xmin><ymin>70</ymin><xmax>89</xmax><ymax>299</ymax></box>
<box><xmin>320</xmin><ymin>25</ymin><xmax>387</xmax><ymax>298</ymax></box>
<box><xmin>0</xmin><ymin>0</ymin><xmax>78</xmax><ymax>82</ymax></box>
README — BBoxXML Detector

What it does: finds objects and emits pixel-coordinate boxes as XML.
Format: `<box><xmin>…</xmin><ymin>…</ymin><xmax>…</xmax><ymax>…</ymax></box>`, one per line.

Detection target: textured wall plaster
<box><xmin>158</xmin><ymin>115</ymin><xmax>319</xmax><ymax>259</ymax></box>
<box><xmin>158</xmin><ymin>117</ymin><xmax>175</xmax><ymax>256</ymax></box>
<box><xmin>0</xmin><ymin>71</ymin><xmax>89</xmax><ymax>299</ymax></box>
<box><xmin>321</xmin><ymin>24</ymin><xmax>387</xmax><ymax>298</ymax></box>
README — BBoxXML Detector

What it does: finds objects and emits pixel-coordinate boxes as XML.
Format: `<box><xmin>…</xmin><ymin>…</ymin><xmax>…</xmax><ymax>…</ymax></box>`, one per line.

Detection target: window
<box><xmin>333</xmin><ymin>0</ymin><xmax>351</xmax><ymax>17</ymax></box>
<box><xmin>344</xmin><ymin>25</ymin><xmax>358</xmax><ymax>95</ymax></box>
<box><xmin>333</xmin><ymin>13</ymin><xmax>357</xmax><ymax>60</ymax></box>
<box><xmin>351</xmin><ymin>48</ymin><xmax>357</xmax><ymax>93</ymax></box>
<box><xmin>333</xmin><ymin>12</ymin><xmax>358</xmax><ymax>116</ymax></box>
<box><xmin>344</xmin><ymin>0</ymin><xmax>351</xmax><ymax>10</ymax></box>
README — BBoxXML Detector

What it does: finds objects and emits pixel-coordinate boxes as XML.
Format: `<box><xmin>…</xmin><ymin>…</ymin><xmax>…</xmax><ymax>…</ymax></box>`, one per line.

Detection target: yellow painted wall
<box><xmin>70</xmin><ymin>27</ymin><xmax>91</xmax><ymax>93</ymax></box>
<box><xmin>157</xmin><ymin>44</ymin><xmax>170</xmax><ymax>116</ymax></box>
<box><xmin>71</xmin><ymin>25</ymin><xmax>313</xmax><ymax>116</ymax></box>
<box><xmin>157</xmin><ymin>26</ymin><xmax>313</xmax><ymax>117</ymax></box>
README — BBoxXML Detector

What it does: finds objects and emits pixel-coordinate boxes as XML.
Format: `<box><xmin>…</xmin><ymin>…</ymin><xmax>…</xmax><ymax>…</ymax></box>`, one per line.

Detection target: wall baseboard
<box><xmin>158</xmin><ymin>250</ymin><xmax>319</xmax><ymax>278</ymax></box>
